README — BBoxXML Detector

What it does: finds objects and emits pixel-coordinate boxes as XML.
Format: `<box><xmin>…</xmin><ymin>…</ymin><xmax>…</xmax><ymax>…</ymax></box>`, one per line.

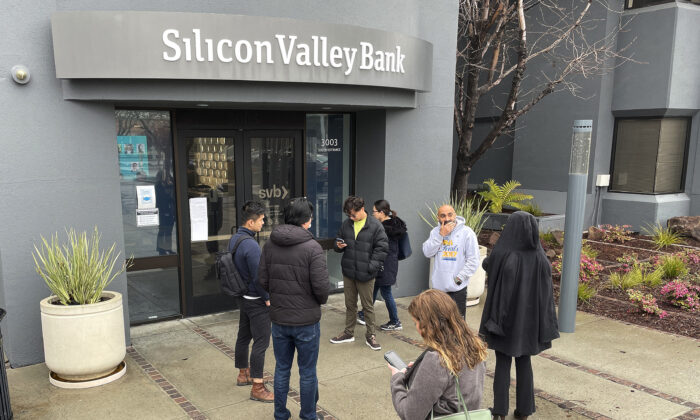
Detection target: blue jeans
<box><xmin>271</xmin><ymin>322</ymin><xmax>320</xmax><ymax>420</ymax></box>
<box><xmin>359</xmin><ymin>284</ymin><xmax>400</xmax><ymax>325</ymax></box>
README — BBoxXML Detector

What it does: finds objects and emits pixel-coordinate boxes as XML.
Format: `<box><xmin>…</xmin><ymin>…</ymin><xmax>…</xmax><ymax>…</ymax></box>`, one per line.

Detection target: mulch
<box><xmin>479</xmin><ymin>229</ymin><xmax>700</xmax><ymax>340</ymax></box>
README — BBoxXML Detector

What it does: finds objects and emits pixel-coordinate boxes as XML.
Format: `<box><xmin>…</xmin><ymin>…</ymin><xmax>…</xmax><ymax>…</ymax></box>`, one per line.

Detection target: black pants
<box><xmin>446</xmin><ymin>287</ymin><xmax>467</xmax><ymax>318</ymax></box>
<box><xmin>234</xmin><ymin>297</ymin><xmax>271</xmax><ymax>379</ymax></box>
<box><xmin>493</xmin><ymin>351</ymin><xmax>535</xmax><ymax>417</ymax></box>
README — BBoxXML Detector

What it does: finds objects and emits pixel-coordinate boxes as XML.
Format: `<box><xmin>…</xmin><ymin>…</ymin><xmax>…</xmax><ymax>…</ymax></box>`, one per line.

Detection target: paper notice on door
<box><xmin>136</xmin><ymin>185</ymin><xmax>156</xmax><ymax>209</ymax></box>
<box><xmin>136</xmin><ymin>208</ymin><xmax>159</xmax><ymax>227</ymax></box>
<box><xmin>189</xmin><ymin>197</ymin><xmax>209</xmax><ymax>242</ymax></box>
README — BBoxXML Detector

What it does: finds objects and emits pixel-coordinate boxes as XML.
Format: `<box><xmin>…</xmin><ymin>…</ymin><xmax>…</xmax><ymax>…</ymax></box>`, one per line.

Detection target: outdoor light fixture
<box><xmin>11</xmin><ymin>65</ymin><xmax>30</xmax><ymax>84</ymax></box>
<box><xmin>559</xmin><ymin>120</ymin><xmax>593</xmax><ymax>333</ymax></box>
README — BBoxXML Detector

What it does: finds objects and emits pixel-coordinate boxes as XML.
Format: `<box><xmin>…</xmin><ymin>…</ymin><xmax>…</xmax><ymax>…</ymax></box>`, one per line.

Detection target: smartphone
<box><xmin>335</xmin><ymin>238</ymin><xmax>345</xmax><ymax>244</ymax></box>
<box><xmin>384</xmin><ymin>350</ymin><xmax>407</xmax><ymax>371</ymax></box>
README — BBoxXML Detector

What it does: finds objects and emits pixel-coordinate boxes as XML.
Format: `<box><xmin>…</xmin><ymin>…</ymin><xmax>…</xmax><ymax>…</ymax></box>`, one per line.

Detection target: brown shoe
<box><xmin>365</xmin><ymin>335</ymin><xmax>381</xmax><ymax>351</ymax></box>
<box><xmin>330</xmin><ymin>332</ymin><xmax>355</xmax><ymax>344</ymax></box>
<box><xmin>236</xmin><ymin>367</ymin><xmax>252</xmax><ymax>386</ymax></box>
<box><xmin>250</xmin><ymin>381</ymin><xmax>274</xmax><ymax>402</ymax></box>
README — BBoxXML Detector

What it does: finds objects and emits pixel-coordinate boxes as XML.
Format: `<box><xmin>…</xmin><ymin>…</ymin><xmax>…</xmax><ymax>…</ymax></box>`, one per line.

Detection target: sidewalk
<box><xmin>6</xmin><ymin>293</ymin><xmax>700</xmax><ymax>419</ymax></box>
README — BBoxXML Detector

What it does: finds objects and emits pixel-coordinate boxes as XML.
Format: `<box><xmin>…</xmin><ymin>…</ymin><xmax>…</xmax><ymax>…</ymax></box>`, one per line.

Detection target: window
<box><xmin>625</xmin><ymin>0</ymin><xmax>675</xmax><ymax>10</ymax></box>
<box><xmin>305</xmin><ymin>114</ymin><xmax>353</xmax><ymax>239</ymax></box>
<box><xmin>610</xmin><ymin>117</ymin><xmax>689</xmax><ymax>194</ymax></box>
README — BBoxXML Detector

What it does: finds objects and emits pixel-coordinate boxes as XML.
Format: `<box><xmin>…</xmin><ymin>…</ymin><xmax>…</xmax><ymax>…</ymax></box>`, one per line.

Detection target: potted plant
<box><xmin>419</xmin><ymin>197</ymin><xmax>489</xmax><ymax>306</ymax></box>
<box><xmin>33</xmin><ymin>227</ymin><xmax>131</xmax><ymax>388</ymax></box>
<box><xmin>478</xmin><ymin>179</ymin><xmax>565</xmax><ymax>232</ymax></box>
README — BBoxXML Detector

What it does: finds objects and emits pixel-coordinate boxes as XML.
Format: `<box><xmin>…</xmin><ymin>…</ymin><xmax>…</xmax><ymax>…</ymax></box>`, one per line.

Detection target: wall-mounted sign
<box><xmin>51</xmin><ymin>11</ymin><xmax>433</xmax><ymax>92</ymax></box>
<box><xmin>258</xmin><ymin>185</ymin><xmax>289</xmax><ymax>200</ymax></box>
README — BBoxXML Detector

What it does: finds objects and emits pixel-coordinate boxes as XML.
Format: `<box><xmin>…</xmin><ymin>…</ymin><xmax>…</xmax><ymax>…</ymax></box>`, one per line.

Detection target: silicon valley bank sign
<box><xmin>51</xmin><ymin>11</ymin><xmax>433</xmax><ymax>92</ymax></box>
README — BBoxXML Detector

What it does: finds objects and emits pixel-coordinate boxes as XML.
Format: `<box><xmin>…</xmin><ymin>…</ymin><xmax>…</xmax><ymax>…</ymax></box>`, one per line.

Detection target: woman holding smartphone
<box><xmin>388</xmin><ymin>289</ymin><xmax>487</xmax><ymax>420</ymax></box>
<box><xmin>357</xmin><ymin>199</ymin><xmax>407</xmax><ymax>330</ymax></box>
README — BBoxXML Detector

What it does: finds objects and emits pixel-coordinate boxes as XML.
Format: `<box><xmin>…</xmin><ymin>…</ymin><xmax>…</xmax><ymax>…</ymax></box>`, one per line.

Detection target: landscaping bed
<box><xmin>478</xmin><ymin>226</ymin><xmax>700</xmax><ymax>339</ymax></box>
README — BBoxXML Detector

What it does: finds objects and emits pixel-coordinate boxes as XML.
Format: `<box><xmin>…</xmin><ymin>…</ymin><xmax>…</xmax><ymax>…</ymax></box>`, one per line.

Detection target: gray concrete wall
<box><xmin>0</xmin><ymin>1</ymin><xmax>130</xmax><ymax>367</ymax></box>
<box><xmin>384</xmin><ymin>0</ymin><xmax>459</xmax><ymax>297</ymax></box>
<box><xmin>1</xmin><ymin>0</ymin><xmax>459</xmax><ymax>365</ymax></box>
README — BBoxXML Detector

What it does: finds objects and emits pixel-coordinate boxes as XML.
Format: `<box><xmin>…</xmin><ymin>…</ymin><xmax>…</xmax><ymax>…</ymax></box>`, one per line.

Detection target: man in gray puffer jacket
<box><xmin>330</xmin><ymin>195</ymin><xmax>388</xmax><ymax>351</ymax></box>
<box><xmin>259</xmin><ymin>197</ymin><xmax>329</xmax><ymax>420</ymax></box>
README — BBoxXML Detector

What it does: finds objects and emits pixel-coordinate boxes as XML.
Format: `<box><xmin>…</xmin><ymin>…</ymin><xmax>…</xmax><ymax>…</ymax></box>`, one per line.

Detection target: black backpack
<box><xmin>216</xmin><ymin>236</ymin><xmax>254</xmax><ymax>297</ymax></box>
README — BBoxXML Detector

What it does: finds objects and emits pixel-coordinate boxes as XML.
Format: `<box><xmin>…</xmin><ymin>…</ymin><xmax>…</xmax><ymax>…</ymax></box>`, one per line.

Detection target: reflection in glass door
<box><xmin>115</xmin><ymin>110</ymin><xmax>181</xmax><ymax>324</ymax></box>
<box><xmin>247</xmin><ymin>131</ymin><xmax>302</xmax><ymax>246</ymax></box>
<box><xmin>183</xmin><ymin>136</ymin><xmax>239</xmax><ymax>313</ymax></box>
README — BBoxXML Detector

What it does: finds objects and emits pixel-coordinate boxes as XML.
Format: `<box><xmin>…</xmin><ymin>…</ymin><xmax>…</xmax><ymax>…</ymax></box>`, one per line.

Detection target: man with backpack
<box><xmin>229</xmin><ymin>201</ymin><xmax>273</xmax><ymax>402</ymax></box>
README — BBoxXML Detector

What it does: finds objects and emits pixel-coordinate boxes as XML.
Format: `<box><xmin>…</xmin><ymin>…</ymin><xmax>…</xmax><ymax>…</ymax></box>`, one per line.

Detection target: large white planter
<box><xmin>40</xmin><ymin>291</ymin><xmax>126</xmax><ymax>382</ymax></box>
<box><xmin>429</xmin><ymin>245</ymin><xmax>488</xmax><ymax>306</ymax></box>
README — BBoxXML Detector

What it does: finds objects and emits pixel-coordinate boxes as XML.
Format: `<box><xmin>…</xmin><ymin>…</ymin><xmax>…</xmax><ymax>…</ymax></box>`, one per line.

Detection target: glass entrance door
<box><xmin>178</xmin><ymin>130</ymin><xmax>302</xmax><ymax>315</ymax></box>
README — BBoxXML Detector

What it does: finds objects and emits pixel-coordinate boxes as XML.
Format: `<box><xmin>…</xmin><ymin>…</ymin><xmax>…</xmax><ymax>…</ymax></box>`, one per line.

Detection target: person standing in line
<box><xmin>422</xmin><ymin>204</ymin><xmax>480</xmax><ymax>318</ymax></box>
<box><xmin>259</xmin><ymin>197</ymin><xmax>330</xmax><ymax>420</ymax></box>
<box><xmin>479</xmin><ymin>211</ymin><xmax>560</xmax><ymax>420</ymax></box>
<box><xmin>330</xmin><ymin>195</ymin><xmax>389</xmax><ymax>350</ymax></box>
<box><xmin>357</xmin><ymin>199</ymin><xmax>407</xmax><ymax>331</ymax></box>
<box><xmin>388</xmin><ymin>289</ymin><xmax>487</xmax><ymax>420</ymax></box>
<box><xmin>229</xmin><ymin>201</ymin><xmax>273</xmax><ymax>402</ymax></box>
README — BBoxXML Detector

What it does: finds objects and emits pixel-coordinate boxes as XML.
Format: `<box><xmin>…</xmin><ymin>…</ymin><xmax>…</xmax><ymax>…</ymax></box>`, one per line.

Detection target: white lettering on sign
<box><xmin>162</xmin><ymin>30</ymin><xmax>406</xmax><ymax>76</ymax></box>
<box><xmin>258</xmin><ymin>185</ymin><xmax>289</xmax><ymax>200</ymax></box>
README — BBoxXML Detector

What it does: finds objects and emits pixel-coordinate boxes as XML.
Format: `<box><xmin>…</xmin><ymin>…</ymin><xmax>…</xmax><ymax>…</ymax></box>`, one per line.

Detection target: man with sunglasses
<box><xmin>330</xmin><ymin>195</ymin><xmax>388</xmax><ymax>351</ymax></box>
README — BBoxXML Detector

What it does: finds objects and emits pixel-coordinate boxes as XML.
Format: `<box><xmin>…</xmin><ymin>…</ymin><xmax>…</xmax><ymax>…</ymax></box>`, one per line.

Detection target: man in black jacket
<box><xmin>330</xmin><ymin>195</ymin><xmax>389</xmax><ymax>350</ymax></box>
<box><xmin>259</xmin><ymin>197</ymin><xmax>330</xmax><ymax>420</ymax></box>
<box><xmin>229</xmin><ymin>201</ymin><xmax>273</xmax><ymax>402</ymax></box>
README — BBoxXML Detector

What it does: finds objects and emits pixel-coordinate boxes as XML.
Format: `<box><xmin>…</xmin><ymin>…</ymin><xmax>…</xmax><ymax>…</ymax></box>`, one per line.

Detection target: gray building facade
<box><xmin>0</xmin><ymin>1</ymin><xmax>458</xmax><ymax>367</ymax></box>
<box><xmin>466</xmin><ymin>1</ymin><xmax>699</xmax><ymax>230</ymax></box>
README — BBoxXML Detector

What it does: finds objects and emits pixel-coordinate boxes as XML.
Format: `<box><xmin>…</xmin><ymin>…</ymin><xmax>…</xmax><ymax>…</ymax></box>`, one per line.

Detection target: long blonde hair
<box><xmin>408</xmin><ymin>289</ymin><xmax>488</xmax><ymax>374</ymax></box>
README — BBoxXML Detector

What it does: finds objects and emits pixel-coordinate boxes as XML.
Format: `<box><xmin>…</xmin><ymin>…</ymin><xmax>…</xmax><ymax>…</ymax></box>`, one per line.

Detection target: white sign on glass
<box><xmin>136</xmin><ymin>208</ymin><xmax>160</xmax><ymax>227</ymax></box>
<box><xmin>136</xmin><ymin>185</ymin><xmax>156</xmax><ymax>209</ymax></box>
<box><xmin>189</xmin><ymin>197</ymin><xmax>209</xmax><ymax>242</ymax></box>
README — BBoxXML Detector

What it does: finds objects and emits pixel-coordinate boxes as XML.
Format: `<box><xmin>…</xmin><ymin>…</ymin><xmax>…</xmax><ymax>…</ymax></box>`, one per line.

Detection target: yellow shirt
<box><xmin>353</xmin><ymin>218</ymin><xmax>366</xmax><ymax>239</ymax></box>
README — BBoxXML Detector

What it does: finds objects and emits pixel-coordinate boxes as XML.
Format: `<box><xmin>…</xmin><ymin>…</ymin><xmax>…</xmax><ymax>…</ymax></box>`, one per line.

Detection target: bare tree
<box><xmin>452</xmin><ymin>0</ymin><xmax>633</xmax><ymax>197</ymax></box>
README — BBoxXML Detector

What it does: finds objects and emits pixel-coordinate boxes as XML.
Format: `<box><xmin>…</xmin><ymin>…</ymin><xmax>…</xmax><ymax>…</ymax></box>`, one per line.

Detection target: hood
<box><xmin>382</xmin><ymin>216</ymin><xmax>407</xmax><ymax>239</ymax></box>
<box><xmin>493</xmin><ymin>211</ymin><xmax>540</xmax><ymax>251</ymax></box>
<box><xmin>270</xmin><ymin>224</ymin><xmax>314</xmax><ymax>247</ymax></box>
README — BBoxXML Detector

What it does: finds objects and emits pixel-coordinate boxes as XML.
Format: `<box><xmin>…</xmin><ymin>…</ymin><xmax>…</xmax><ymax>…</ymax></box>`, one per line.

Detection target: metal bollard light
<box><xmin>0</xmin><ymin>308</ymin><xmax>12</xmax><ymax>419</ymax></box>
<box><xmin>559</xmin><ymin>120</ymin><xmax>593</xmax><ymax>333</ymax></box>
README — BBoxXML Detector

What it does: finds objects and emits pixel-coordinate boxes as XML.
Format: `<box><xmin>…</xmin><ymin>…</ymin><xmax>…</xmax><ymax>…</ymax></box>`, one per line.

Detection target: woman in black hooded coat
<box><xmin>479</xmin><ymin>211</ymin><xmax>559</xmax><ymax>420</ymax></box>
<box><xmin>357</xmin><ymin>199</ymin><xmax>407</xmax><ymax>331</ymax></box>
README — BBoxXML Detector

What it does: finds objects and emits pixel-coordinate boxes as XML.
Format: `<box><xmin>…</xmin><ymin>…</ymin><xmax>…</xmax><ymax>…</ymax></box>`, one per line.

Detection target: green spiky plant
<box><xmin>419</xmin><ymin>197</ymin><xmax>488</xmax><ymax>236</ymax></box>
<box><xmin>477</xmin><ymin>179</ymin><xmax>534</xmax><ymax>214</ymax></box>
<box><xmin>33</xmin><ymin>227</ymin><xmax>132</xmax><ymax>305</ymax></box>
<box><xmin>578</xmin><ymin>282</ymin><xmax>597</xmax><ymax>304</ymax></box>
<box><xmin>522</xmin><ymin>200</ymin><xmax>544</xmax><ymax>217</ymax></box>
<box><xmin>609</xmin><ymin>265</ymin><xmax>664</xmax><ymax>290</ymax></box>
<box><xmin>642</xmin><ymin>223</ymin><xmax>684</xmax><ymax>250</ymax></box>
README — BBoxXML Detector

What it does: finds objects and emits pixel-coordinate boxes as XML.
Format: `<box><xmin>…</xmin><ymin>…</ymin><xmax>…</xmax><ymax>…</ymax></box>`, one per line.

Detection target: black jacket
<box><xmin>258</xmin><ymin>224</ymin><xmax>330</xmax><ymax>326</ymax></box>
<box><xmin>334</xmin><ymin>216</ymin><xmax>389</xmax><ymax>282</ymax></box>
<box><xmin>375</xmin><ymin>217</ymin><xmax>407</xmax><ymax>287</ymax></box>
<box><xmin>479</xmin><ymin>212</ymin><xmax>559</xmax><ymax>357</ymax></box>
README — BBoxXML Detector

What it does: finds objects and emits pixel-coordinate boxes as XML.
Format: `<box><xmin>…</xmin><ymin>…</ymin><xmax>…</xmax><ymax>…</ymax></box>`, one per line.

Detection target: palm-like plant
<box><xmin>477</xmin><ymin>179</ymin><xmax>534</xmax><ymax>214</ymax></box>
<box><xmin>33</xmin><ymin>227</ymin><xmax>131</xmax><ymax>305</ymax></box>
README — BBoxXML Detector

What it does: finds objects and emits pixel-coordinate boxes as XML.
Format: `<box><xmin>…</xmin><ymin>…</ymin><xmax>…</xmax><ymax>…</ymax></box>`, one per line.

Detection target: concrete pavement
<box><xmin>6</xmin><ymin>293</ymin><xmax>700</xmax><ymax>419</ymax></box>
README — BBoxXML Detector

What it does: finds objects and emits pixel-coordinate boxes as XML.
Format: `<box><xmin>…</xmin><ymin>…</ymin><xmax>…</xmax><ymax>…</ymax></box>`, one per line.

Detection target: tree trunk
<box><xmin>452</xmin><ymin>165</ymin><xmax>471</xmax><ymax>200</ymax></box>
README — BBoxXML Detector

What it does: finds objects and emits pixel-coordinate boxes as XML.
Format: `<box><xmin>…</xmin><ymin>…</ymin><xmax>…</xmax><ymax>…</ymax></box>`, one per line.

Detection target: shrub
<box><xmin>477</xmin><ymin>179</ymin><xmax>534</xmax><ymax>214</ymax></box>
<box><xmin>627</xmin><ymin>290</ymin><xmax>668</xmax><ymax>319</ymax></box>
<box><xmin>609</xmin><ymin>266</ymin><xmax>664</xmax><ymax>290</ymax></box>
<box><xmin>598</xmin><ymin>224</ymin><xmax>634</xmax><ymax>243</ymax></box>
<box><xmin>578</xmin><ymin>282</ymin><xmax>597</xmax><ymax>304</ymax></box>
<box><xmin>642</xmin><ymin>223</ymin><xmax>683</xmax><ymax>249</ymax></box>
<box><xmin>615</xmin><ymin>253</ymin><xmax>649</xmax><ymax>274</ymax></box>
<box><xmin>655</xmin><ymin>255</ymin><xmax>689</xmax><ymax>279</ymax></box>
<box><xmin>540</xmin><ymin>231</ymin><xmax>559</xmax><ymax>249</ymax></box>
<box><xmin>552</xmin><ymin>253</ymin><xmax>603</xmax><ymax>283</ymax></box>
<box><xmin>581</xmin><ymin>241</ymin><xmax>599</xmax><ymax>259</ymax></box>
<box><xmin>522</xmin><ymin>201</ymin><xmax>544</xmax><ymax>217</ymax></box>
<box><xmin>33</xmin><ymin>227</ymin><xmax>131</xmax><ymax>305</ymax></box>
<box><xmin>419</xmin><ymin>197</ymin><xmax>488</xmax><ymax>236</ymax></box>
<box><xmin>659</xmin><ymin>280</ymin><xmax>700</xmax><ymax>312</ymax></box>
